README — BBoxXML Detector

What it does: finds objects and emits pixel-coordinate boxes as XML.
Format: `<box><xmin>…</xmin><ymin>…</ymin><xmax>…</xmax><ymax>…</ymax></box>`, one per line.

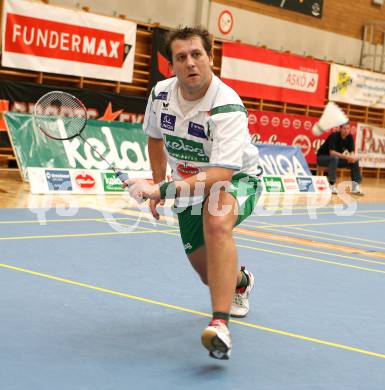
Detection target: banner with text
<box><xmin>329</xmin><ymin>64</ymin><xmax>385</xmax><ymax>109</ymax></box>
<box><xmin>5</xmin><ymin>113</ymin><xmax>150</xmax><ymax>181</ymax></box>
<box><xmin>248</xmin><ymin>110</ymin><xmax>358</xmax><ymax>165</ymax></box>
<box><xmin>221</xmin><ymin>43</ymin><xmax>328</xmax><ymax>107</ymax></box>
<box><xmin>0</xmin><ymin>80</ymin><xmax>146</xmax><ymax>127</ymax></box>
<box><xmin>2</xmin><ymin>0</ymin><xmax>136</xmax><ymax>82</ymax></box>
<box><xmin>355</xmin><ymin>123</ymin><xmax>385</xmax><ymax>168</ymax></box>
<box><xmin>252</xmin><ymin>0</ymin><xmax>323</xmax><ymax>18</ymax></box>
<box><xmin>149</xmin><ymin>27</ymin><xmax>173</xmax><ymax>89</ymax></box>
<box><xmin>256</xmin><ymin>144</ymin><xmax>312</xmax><ymax>176</ymax></box>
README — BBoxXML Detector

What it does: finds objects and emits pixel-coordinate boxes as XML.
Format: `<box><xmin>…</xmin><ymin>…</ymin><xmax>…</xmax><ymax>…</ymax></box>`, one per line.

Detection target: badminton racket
<box><xmin>33</xmin><ymin>91</ymin><xmax>129</xmax><ymax>182</ymax></box>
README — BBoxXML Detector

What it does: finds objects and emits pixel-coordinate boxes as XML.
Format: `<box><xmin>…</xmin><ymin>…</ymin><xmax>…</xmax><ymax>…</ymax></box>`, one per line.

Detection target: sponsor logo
<box><xmin>260</xmin><ymin>115</ymin><xmax>269</xmax><ymax>126</ymax></box>
<box><xmin>312</xmin><ymin>2</ymin><xmax>322</xmax><ymax>17</ymax></box>
<box><xmin>5</xmin><ymin>14</ymin><xmax>129</xmax><ymax>67</ymax></box>
<box><xmin>164</xmin><ymin>134</ymin><xmax>209</xmax><ymax>162</ymax></box>
<box><xmin>292</xmin><ymin>135</ymin><xmax>311</xmax><ymax>156</ymax></box>
<box><xmin>160</xmin><ymin>113</ymin><xmax>176</xmax><ymax>131</ymax></box>
<box><xmin>188</xmin><ymin>122</ymin><xmax>207</xmax><ymax>139</ymax></box>
<box><xmin>45</xmin><ymin>169</ymin><xmax>72</xmax><ymax>191</ymax></box>
<box><xmin>102</xmin><ymin>172</ymin><xmax>125</xmax><ymax>192</ymax></box>
<box><xmin>75</xmin><ymin>173</ymin><xmax>96</xmax><ymax>189</ymax></box>
<box><xmin>331</xmin><ymin>71</ymin><xmax>353</xmax><ymax>96</ymax></box>
<box><xmin>282</xmin><ymin>118</ymin><xmax>290</xmax><ymax>128</ymax></box>
<box><xmin>293</xmin><ymin>119</ymin><xmax>301</xmax><ymax>129</ymax></box>
<box><xmin>156</xmin><ymin>91</ymin><xmax>168</xmax><ymax>100</ymax></box>
<box><xmin>314</xmin><ymin>177</ymin><xmax>328</xmax><ymax>192</ymax></box>
<box><xmin>176</xmin><ymin>162</ymin><xmax>200</xmax><ymax>178</ymax></box>
<box><xmin>283</xmin><ymin>177</ymin><xmax>299</xmax><ymax>191</ymax></box>
<box><xmin>263</xmin><ymin>176</ymin><xmax>284</xmax><ymax>193</ymax></box>
<box><xmin>271</xmin><ymin>117</ymin><xmax>280</xmax><ymax>127</ymax></box>
<box><xmin>248</xmin><ymin>113</ymin><xmax>257</xmax><ymax>125</ymax></box>
<box><xmin>296</xmin><ymin>177</ymin><xmax>315</xmax><ymax>192</ymax></box>
<box><xmin>304</xmin><ymin>120</ymin><xmax>312</xmax><ymax>131</ymax></box>
<box><xmin>184</xmin><ymin>242</ymin><xmax>192</xmax><ymax>250</ymax></box>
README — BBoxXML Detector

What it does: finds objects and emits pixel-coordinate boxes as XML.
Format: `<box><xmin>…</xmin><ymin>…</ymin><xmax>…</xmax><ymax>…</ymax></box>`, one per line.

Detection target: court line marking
<box><xmin>128</xmin><ymin>228</ymin><xmax>385</xmax><ymax>275</ymax></box>
<box><xmin>0</xmin><ymin>229</ymin><xmax>179</xmax><ymax>241</ymax></box>
<box><xmin>260</xmin><ymin>218</ymin><xmax>385</xmax><ymax>227</ymax></box>
<box><xmin>100</xmin><ymin>217</ymin><xmax>385</xmax><ymax>259</ymax></box>
<box><xmin>106</xmin><ymin>219</ymin><xmax>385</xmax><ymax>267</ymax></box>
<box><xmin>1</xmin><ymin>262</ymin><xmax>384</xmax><ymax>360</ymax></box>
<box><xmin>251</xmin><ymin>220</ymin><xmax>385</xmax><ymax>246</ymax></box>
<box><xmin>241</xmin><ymin>222</ymin><xmax>385</xmax><ymax>251</ymax></box>
<box><xmin>233</xmin><ymin>235</ymin><xmax>385</xmax><ymax>266</ymax></box>
<box><xmin>251</xmin><ymin>209</ymin><xmax>385</xmax><ymax>217</ymax></box>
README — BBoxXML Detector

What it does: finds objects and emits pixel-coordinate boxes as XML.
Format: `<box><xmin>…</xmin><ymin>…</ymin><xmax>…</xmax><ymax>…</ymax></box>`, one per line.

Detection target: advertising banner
<box><xmin>0</xmin><ymin>80</ymin><xmax>147</xmax><ymax>125</ymax></box>
<box><xmin>149</xmin><ymin>27</ymin><xmax>173</xmax><ymax>89</ymax></box>
<box><xmin>221</xmin><ymin>42</ymin><xmax>328</xmax><ymax>107</ymax></box>
<box><xmin>2</xmin><ymin>0</ymin><xmax>136</xmax><ymax>82</ymax></box>
<box><xmin>248</xmin><ymin>110</ymin><xmax>349</xmax><ymax>165</ymax></box>
<box><xmin>260</xmin><ymin>175</ymin><xmax>330</xmax><ymax>194</ymax></box>
<box><xmin>329</xmin><ymin>64</ymin><xmax>385</xmax><ymax>109</ymax></box>
<box><xmin>256</xmin><ymin>144</ymin><xmax>312</xmax><ymax>176</ymax></box>
<box><xmin>27</xmin><ymin>167</ymin><xmax>143</xmax><ymax>194</ymax></box>
<box><xmin>5</xmin><ymin>113</ymin><xmax>150</xmax><ymax>181</ymax></box>
<box><xmin>355</xmin><ymin>123</ymin><xmax>385</xmax><ymax>168</ymax></box>
<box><xmin>252</xmin><ymin>0</ymin><xmax>323</xmax><ymax>18</ymax></box>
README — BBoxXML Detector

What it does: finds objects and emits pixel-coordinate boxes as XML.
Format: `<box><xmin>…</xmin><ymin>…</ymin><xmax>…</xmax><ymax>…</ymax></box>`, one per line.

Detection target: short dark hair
<box><xmin>164</xmin><ymin>26</ymin><xmax>212</xmax><ymax>63</ymax></box>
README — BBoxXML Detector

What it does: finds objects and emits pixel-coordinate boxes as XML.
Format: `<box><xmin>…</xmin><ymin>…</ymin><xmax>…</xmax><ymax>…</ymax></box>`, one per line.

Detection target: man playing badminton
<box><xmin>317</xmin><ymin>123</ymin><xmax>363</xmax><ymax>195</ymax></box>
<box><xmin>124</xmin><ymin>26</ymin><xmax>261</xmax><ymax>360</ymax></box>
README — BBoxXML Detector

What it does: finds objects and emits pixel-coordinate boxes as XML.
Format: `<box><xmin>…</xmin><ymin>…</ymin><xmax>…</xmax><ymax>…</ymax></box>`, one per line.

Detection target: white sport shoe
<box><xmin>201</xmin><ymin>319</ymin><xmax>231</xmax><ymax>360</ymax></box>
<box><xmin>351</xmin><ymin>183</ymin><xmax>364</xmax><ymax>196</ymax></box>
<box><xmin>330</xmin><ymin>184</ymin><xmax>339</xmax><ymax>195</ymax></box>
<box><xmin>230</xmin><ymin>267</ymin><xmax>255</xmax><ymax>318</ymax></box>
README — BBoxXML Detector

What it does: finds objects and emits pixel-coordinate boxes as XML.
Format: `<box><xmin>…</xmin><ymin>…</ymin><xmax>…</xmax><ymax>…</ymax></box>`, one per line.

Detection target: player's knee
<box><xmin>204</xmin><ymin>214</ymin><xmax>233</xmax><ymax>236</ymax></box>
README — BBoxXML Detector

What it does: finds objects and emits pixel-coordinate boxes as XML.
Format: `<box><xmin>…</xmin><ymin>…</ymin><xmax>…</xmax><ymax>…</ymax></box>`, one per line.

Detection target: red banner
<box><xmin>221</xmin><ymin>42</ymin><xmax>328</xmax><ymax>107</ymax></box>
<box><xmin>248</xmin><ymin>110</ymin><xmax>357</xmax><ymax>165</ymax></box>
<box><xmin>5</xmin><ymin>14</ymin><xmax>125</xmax><ymax>67</ymax></box>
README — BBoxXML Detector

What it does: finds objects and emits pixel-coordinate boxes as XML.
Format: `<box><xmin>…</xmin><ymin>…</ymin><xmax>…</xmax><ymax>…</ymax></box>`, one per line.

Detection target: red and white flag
<box><xmin>2</xmin><ymin>0</ymin><xmax>136</xmax><ymax>82</ymax></box>
<box><xmin>221</xmin><ymin>42</ymin><xmax>328</xmax><ymax>107</ymax></box>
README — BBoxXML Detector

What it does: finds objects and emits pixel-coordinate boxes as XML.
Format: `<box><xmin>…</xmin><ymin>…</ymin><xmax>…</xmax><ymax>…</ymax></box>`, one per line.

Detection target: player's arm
<box><xmin>148</xmin><ymin>136</ymin><xmax>167</xmax><ymax>184</ymax></box>
<box><xmin>169</xmin><ymin>166</ymin><xmax>235</xmax><ymax>198</ymax></box>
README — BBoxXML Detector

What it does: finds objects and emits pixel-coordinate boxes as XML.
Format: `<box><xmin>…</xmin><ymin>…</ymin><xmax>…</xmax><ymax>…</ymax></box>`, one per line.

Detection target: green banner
<box><xmin>263</xmin><ymin>176</ymin><xmax>284</xmax><ymax>193</ymax></box>
<box><xmin>5</xmin><ymin>113</ymin><xmax>149</xmax><ymax>180</ymax></box>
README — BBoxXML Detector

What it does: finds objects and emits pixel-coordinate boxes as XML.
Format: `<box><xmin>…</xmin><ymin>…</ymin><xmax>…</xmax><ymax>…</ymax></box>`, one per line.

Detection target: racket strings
<box><xmin>34</xmin><ymin>91</ymin><xmax>87</xmax><ymax>140</ymax></box>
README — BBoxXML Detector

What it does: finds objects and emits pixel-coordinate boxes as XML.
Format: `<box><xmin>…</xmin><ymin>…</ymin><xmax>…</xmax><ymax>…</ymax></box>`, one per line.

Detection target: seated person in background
<box><xmin>317</xmin><ymin>123</ymin><xmax>363</xmax><ymax>195</ymax></box>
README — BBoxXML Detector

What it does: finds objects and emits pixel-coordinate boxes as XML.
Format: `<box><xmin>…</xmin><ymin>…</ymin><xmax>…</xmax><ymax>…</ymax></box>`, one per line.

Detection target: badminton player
<box><xmin>124</xmin><ymin>26</ymin><xmax>261</xmax><ymax>359</ymax></box>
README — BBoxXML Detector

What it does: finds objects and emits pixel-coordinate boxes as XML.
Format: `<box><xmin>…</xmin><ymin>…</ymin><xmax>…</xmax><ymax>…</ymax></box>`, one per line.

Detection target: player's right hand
<box><xmin>149</xmin><ymin>198</ymin><xmax>165</xmax><ymax>220</ymax></box>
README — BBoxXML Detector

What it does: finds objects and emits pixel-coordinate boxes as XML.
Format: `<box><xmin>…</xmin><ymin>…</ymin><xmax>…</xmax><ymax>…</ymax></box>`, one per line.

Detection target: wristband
<box><xmin>159</xmin><ymin>181</ymin><xmax>177</xmax><ymax>200</ymax></box>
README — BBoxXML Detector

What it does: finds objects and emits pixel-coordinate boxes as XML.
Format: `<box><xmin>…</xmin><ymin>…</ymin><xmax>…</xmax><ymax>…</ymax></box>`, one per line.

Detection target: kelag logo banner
<box><xmin>2</xmin><ymin>0</ymin><xmax>136</xmax><ymax>82</ymax></box>
<box><xmin>5</xmin><ymin>113</ymin><xmax>150</xmax><ymax>181</ymax></box>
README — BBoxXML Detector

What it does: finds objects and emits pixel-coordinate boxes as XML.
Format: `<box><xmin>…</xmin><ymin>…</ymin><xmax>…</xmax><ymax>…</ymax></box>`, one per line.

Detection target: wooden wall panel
<box><xmin>213</xmin><ymin>0</ymin><xmax>385</xmax><ymax>41</ymax></box>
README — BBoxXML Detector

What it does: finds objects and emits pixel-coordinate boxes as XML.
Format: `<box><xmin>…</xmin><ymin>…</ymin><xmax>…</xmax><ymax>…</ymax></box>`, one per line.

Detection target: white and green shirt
<box><xmin>143</xmin><ymin>75</ymin><xmax>260</xmax><ymax>204</ymax></box>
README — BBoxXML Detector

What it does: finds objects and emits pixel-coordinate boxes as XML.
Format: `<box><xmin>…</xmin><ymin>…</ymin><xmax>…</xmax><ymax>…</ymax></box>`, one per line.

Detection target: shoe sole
<box><xmin>201</xmin><ymin>329</ymin><xmax>230</xmax><ymax>360</ymax></box>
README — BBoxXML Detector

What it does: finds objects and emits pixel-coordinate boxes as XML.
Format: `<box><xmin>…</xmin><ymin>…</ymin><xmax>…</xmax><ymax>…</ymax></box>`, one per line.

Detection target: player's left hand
<box><xmin>123</xmin><ymin>179</ymin><xmax>160</xmax><ymax>203</ymax></box>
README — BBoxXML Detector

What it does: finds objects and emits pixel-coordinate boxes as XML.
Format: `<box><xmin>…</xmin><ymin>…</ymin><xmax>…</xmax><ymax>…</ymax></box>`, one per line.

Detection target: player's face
<box><xmin>170</xmin><ymin>36</ymin><xmax>213</xmax><ymax>100</ymax></box>
<box><xmin>340</xmin><ymin>124</ymin><xmax>351</xmax><ymax>138</ymax></box>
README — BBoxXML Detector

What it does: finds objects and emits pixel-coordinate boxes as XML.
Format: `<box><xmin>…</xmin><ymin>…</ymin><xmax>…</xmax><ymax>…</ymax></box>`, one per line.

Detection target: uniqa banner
<box><xmin>329</xmin><ymin>64</ymin><xmax>385</xmax><ymax>109</ymax></box>
<box><xmin>256</xmin><ymin>144</ymin><xmax>312</xmax><ymax>176</ymax></box>
<box><xmin>2</xmin><ymin>0</ymin><xmax>136</xmax><ymax>82</ymax></box>
<box><xmin>221</xmin><ymin>42</ymin><xmax>328</xmax><ymax>107</ymax></box>
<box><xmin>355</xmin><ymin>123</ymin><xmax>385</xmax><ymax>168</ymax></box>
<box><xmin>5</xmin><ymin>113</ymin><xmax>150</xmax><ymax>181</ymax></box>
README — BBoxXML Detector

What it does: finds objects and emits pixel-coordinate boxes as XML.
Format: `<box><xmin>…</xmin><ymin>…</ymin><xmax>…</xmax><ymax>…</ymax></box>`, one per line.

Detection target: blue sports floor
<box><xmin>1</xmin><ymin>201</ymin><xmax>385</xmax><ymax>389</ymax></box>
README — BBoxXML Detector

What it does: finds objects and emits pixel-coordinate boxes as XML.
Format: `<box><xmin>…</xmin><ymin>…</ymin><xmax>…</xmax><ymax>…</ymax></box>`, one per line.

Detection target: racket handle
<box><xmin>116</xmin><ymin>171</ymin><xmax>129</xmax><ymax>182</ymax></box>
